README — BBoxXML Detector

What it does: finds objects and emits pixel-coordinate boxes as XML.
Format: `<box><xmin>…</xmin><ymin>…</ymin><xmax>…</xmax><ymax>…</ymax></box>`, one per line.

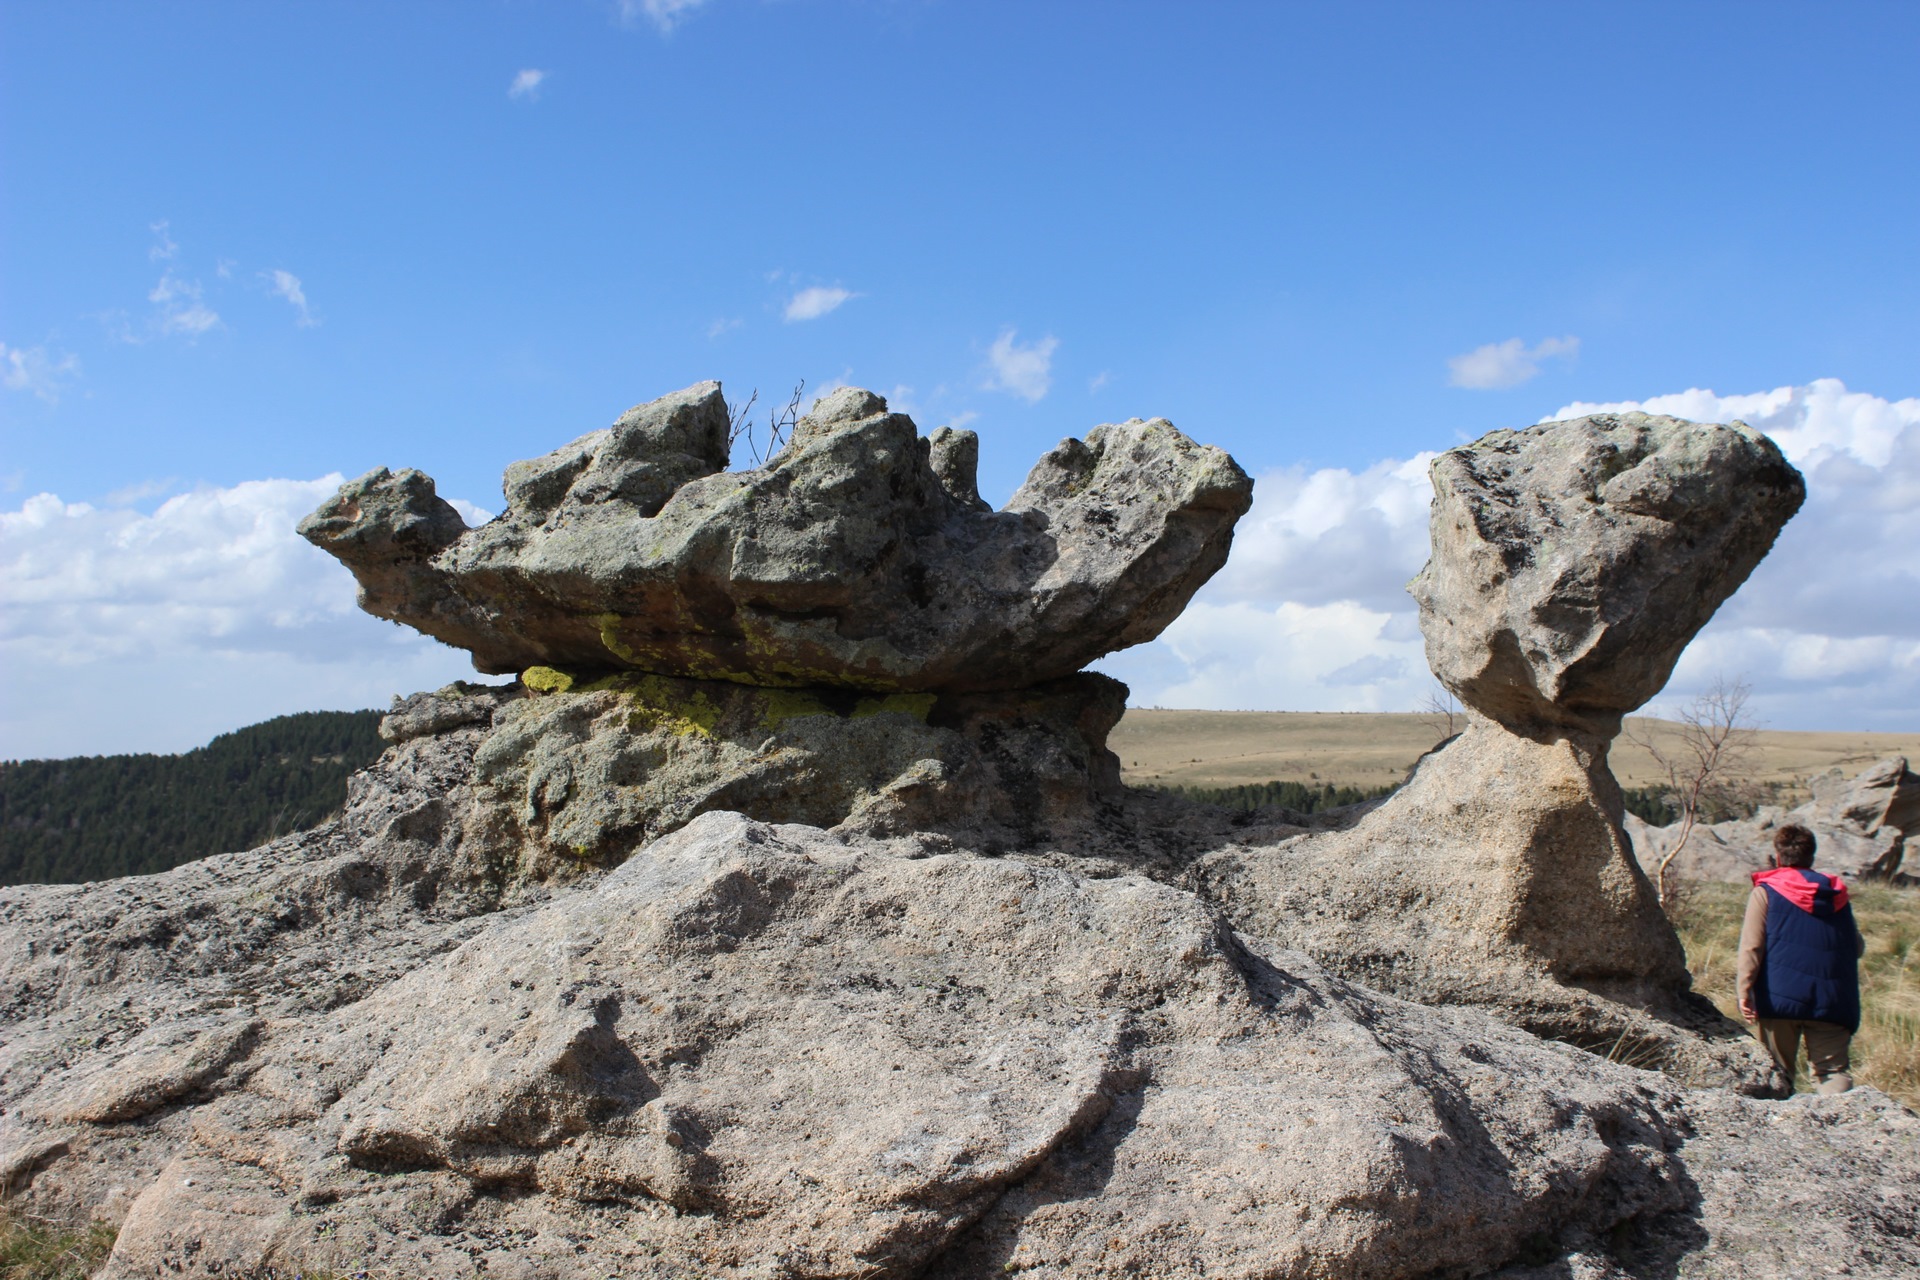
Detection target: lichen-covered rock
<box><xmin>1411</xmin><ymin>412</ymin><xmax>1804</xmax><ymax>739</ymax></box>
<box><xmin>299</xmin><ymin>383</ymin><xmax>1253</xmax><ymax>691</ymax></box>
<box><xmin>470</xmin><ymin>665</ymin><xmax>1125</xmax><ymax>864</ymax></box>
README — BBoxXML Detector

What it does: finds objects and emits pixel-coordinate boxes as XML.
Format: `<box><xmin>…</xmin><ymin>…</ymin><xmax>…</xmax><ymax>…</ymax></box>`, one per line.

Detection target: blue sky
<box><xmin>4</xmin><ymin>1</ymin><xmax>1919</xmax><ymax>755</ymax></box>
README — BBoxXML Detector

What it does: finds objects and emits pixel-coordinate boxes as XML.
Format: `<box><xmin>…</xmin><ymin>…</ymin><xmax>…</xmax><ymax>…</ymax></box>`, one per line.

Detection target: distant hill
<box><xmin>0</xmin><ymin>710</ymin><xmax>386</xmax><ymax>887</ymax></box>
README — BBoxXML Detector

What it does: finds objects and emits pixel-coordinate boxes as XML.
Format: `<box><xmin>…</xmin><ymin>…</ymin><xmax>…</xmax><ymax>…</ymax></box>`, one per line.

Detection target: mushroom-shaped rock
<box><xmin>1410</xmin><ymin>412</ymin><xmax>1804</xmax><ymax>739</ymax></box>
<box><xmin>300</xmin><ymin>383</ymin><xmax>1253</xmax><ymax>691</ymax></box>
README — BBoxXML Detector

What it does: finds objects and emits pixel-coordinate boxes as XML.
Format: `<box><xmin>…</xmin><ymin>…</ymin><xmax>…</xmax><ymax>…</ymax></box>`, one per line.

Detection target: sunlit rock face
<box><xmin>299</xmin><ymin>383</ymin><xmax>1254</xmax><ymax>693</ymax></box>
<box><xmin>1411</xmin><ymin>411</ymin><xmax>1804</xmax><ymax>741</ymax></box>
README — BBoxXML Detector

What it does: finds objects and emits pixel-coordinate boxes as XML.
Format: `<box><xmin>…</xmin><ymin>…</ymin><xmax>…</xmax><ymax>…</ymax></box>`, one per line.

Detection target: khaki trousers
<box><xmin>1756</xmin><ymin>1019</ymin><xmax>1854</xmax><ymax>1095</ymax></box>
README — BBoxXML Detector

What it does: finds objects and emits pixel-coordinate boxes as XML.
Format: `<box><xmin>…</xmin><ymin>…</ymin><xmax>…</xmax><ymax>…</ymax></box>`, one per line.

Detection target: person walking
<box><xmin>1737</xmin><ymin>823</ymin><xmax>1865</xmax><ymax>1095</ymax></box>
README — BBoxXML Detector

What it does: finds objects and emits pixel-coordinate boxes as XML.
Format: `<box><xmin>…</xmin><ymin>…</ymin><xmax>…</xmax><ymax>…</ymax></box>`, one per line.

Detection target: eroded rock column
<box><xmin>1196</xmin><ymin>411</ymin><xmax>1805</xmax><ymax>1091</ymax></box>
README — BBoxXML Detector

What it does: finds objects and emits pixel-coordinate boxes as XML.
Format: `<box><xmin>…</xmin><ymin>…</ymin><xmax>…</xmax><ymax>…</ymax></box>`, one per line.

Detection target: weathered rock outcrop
<box><xmin>1196</xmin><ymin>413</ymin><xmax>1807</xmax><ymax>1091</ymax></box>
<box><xmin>8</xmin><ymin>400</ymin><xmax>1913</xmax><ymax>1278</ymax></box>
<box><xmin>1628</xmin><ymin>755</ymin><xmax>1920</xmax><ymax>885</ymax></box>
<box><xmin>299</xmin><ymin>384</ymin><xmax>1253</xmax><ymax>691</ymax></box>
<box><xmin>4</xmin><ymin>748</ymin><xmax>1915</xmax><ymax>1278</ymax></box>
<box><xmin>468</xmin><ymin>666</ymin><xmax>1127</xmax><ymax>863</ymax></box>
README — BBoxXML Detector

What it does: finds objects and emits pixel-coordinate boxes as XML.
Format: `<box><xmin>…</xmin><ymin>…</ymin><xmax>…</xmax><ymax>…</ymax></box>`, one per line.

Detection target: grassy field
<box><xmin>1671</xmin><ymin>879</ymin><xmax>1920</xmax><ymax>1106</ymax></box>
<box><xmin>0</xmin><ymin>1207</ymin><xmax>115</xmax><ymax>1280</ymax></box>
<box><xmin>1112</xmin><ymin>708</ymin><xmax>1920</xmax><ymax>796</ymax></box>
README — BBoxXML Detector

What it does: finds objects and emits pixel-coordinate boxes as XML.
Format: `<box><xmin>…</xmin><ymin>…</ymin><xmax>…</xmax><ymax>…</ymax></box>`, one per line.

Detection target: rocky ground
<box><xmin>4</xmin><ymin>392</ymin><xmax>1913</xmax><ymax>1278</ymax></box>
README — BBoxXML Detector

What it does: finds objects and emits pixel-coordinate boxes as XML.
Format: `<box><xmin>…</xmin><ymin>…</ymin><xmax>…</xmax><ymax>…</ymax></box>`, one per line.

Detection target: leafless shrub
<box><xmin>1628</xmin><ymin>676</ymin><xmax>1761</xmax><ymax>909</ymax></box>
<box><xmin>1417</xmin><ymin>685</ymin><xmax>1462</xmax><ymax>745</ymax></box>
<box><xmin>727</xmin><ymin>380</ymin><xmax>806</xmax><ymax>467</ymax></box>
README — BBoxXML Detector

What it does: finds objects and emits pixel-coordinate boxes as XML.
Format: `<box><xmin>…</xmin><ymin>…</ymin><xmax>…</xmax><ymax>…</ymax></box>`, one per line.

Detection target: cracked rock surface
<box><xmin>1412</xmin><ymin>411</ymin><xmax>1803</xmax><ymax>740</ymax></box>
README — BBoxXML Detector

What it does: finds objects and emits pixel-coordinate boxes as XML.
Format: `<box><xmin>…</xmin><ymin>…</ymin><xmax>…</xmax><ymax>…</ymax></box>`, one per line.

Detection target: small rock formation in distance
<box><xmin>1629</xmin><ymin>755</ymin><xmax>1920</xmax><ymax>885</ymax></box>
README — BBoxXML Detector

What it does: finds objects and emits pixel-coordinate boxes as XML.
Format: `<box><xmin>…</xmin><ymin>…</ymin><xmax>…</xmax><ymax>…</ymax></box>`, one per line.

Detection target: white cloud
<box><xmin>784</xmin><ymin>286</ymin><xmax>855</xmax><ymax>322</ymax></box>
<box><xmin>1095</xmin><ymin>453</ymin><xmax>1434</xmax><ymax>711</ymax></box>
<box><xmin>264</xmin><ymin>269</ymin><xmax>316</xmax><ymax>326</ymax></box>
<box><xmin>706</xmin><ymin>316</ymin><xmax>743</xmax><ymax>339</ymax></box>
<box><xmin>1101</xmin><ymin>379</ymin><xmax>1920</xmax><ymax>732</ymax></box>
<box><xmin>509</xmin><ymin>68</ymin><xmax>547</xmax><ymax>101</ymax></box>
<box><xmin>149</xmin><ymin>220</ymin><xmax>178</xmax><ymax>262</ymax></box>
<box><xmin>0</xmin><ymin>478</ymin><xmax>492</xmax><ymax>758</ymax></box>
<box><xmin>1447</xmin><ymin>335</ymin><xmax>1579</xmax><ymax>390</ymax></box>
<box><xmin>1088</xmin><ymin>370</ymin><xmax>1112</xmax><ymax>393</ymax></box>
<box><xmin>1196</xmin><ymin>454</ymin><xmax>1437</xmax><ymax>614</ymax></box>
<box><xmin>982</xmin><ymin>329</ymin><xmax>1058</xmax><ymax>403</ymax></box>
<box><xmin>1549</xmin><ymin>377</ymin><xmax>1917</xmax><ymax>471</ymax></box>
<box><xmin>1120</xmin><ymin>600</ymin><xmax>1429</xmax><ymax>714</ymax></box>
<box><xmin>1</xmin><ymin>343</ymin><xmax>81</xmax><ymax>403</ymax></box>
<box><xmin>616</xmin><ymin>0</ymin><xmax>711</xmax><ymax>33</ymax></box>
<box><xmin>147</xmin><ymin>270</ymin><xmax>220</xmax><ymax>338</ymax></box>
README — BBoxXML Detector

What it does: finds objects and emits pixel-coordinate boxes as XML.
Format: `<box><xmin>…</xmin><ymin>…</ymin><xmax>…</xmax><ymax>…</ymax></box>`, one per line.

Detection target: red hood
<box><xmin>1752</xmin><ymin>865</ymin><xmax>1850</xmax><ymax>913</ymax></box>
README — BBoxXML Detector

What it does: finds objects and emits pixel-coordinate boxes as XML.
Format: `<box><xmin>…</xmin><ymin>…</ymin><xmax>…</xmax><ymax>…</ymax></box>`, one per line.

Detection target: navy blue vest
<box><xmin>1754</xmin><ymin>869</ymin><xmax>1861</xmax><ymax>1032</ymax></box>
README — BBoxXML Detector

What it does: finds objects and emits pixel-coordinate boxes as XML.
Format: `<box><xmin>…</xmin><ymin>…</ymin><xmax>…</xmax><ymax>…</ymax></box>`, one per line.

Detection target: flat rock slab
<box><xmin>300</xmin><ymin>383</ymin><xmax>1252</xmax><ymax>691</ymax></box>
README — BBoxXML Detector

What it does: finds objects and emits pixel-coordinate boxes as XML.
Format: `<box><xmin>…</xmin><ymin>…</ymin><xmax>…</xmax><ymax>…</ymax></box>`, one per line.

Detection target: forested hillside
<box><xmin>0</xmin><ymin>710</ymin><xmax>385</xmax><ymax>886</ymax></box>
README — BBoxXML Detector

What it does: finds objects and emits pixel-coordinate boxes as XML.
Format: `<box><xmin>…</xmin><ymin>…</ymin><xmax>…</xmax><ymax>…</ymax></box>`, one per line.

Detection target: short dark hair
<box><xmin>1772</xmin><ymin>824</ymin><xmax>1817</xmax><ymax>868</ymax></box>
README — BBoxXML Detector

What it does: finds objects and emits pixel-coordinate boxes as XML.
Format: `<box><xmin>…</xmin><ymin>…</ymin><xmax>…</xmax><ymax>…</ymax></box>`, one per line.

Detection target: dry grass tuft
<box><xmin>1671</xmin><ymin>877</ymin><xmax>1920</xmax><ymax>1106</ymax></box>
<box><xmin>0</xmin><ymin>1207</ymin><xmax>116</xmax><ymax>1280</ymax></box>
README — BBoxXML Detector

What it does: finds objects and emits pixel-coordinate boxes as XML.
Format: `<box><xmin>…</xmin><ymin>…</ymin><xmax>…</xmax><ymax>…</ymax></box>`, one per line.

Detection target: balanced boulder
<box><xmin>299</xmin><ymin>384</ymin><xmax>1253</xmax><ymax>692</ymax></box>
<box><xmin>1196</xmin><ymin>412</ymin><xmax>1807</xmax><ymax>1092</ymax></box>
<box><xmin>1411</xmin><ymin>412</ymin><xmax>1804</xmax><ymax>740</ymax></box>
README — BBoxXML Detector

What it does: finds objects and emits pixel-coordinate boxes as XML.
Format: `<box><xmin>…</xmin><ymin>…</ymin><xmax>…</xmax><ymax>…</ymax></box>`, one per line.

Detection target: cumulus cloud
<box><xmin>0</xmin><ymin>479</ymin><xmax>493</xmax><ymax>758</ymax></box>
<box><xmin>265</xmin><ymin>269</ymin><xmax>315</xmax><ymax>326</ymax></box>
<box><xmin>1448</xmin><ymin>335</ymin><xmax>1579</xmax><ymax>390</ymax></box>
<box><xmin>784</xmin><ymin>286</ymin><xmax>855</xmax><ymax>322</ymax></box>
<box><xmin>1</xmin><ymin>343</ymin><xmax>81</xmax><ymax>403</ymax></box>
<box><xmin>509</xmin><ymin>68</ymin><xmax>547</xmax><ymax>101</ymax></box>
<box><xmin>1101</xmin><ymin>379</ymin><xmax>1920</xmax><ymax>731</ymax></box>
<box><xmin>1094</xmin><ymin>453</ymin><xmax>1435</xmax><ymax>712</ymax></box>
<box><xmin>617</xmin><ymin>0</ymin><xmax>710</xmax><ymax>32</ymax></box>
<box><xmin>982</xmin><ymin>329</ymin><xmax>1058</xmax><ymax>403</ymax></box>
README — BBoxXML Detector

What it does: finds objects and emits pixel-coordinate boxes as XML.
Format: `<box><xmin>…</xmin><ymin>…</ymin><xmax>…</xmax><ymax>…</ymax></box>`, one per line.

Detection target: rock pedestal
<box><xmin>1195</xmin><ymin>412</ymin><xmax>1807</xmax><ymax>1092</ymax></box>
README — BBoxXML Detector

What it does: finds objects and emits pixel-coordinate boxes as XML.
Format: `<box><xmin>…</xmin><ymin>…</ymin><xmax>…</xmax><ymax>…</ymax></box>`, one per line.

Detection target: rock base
<box><xmin>1192</xmin><ymin>716</ymin><xmax>1782</xmax><ymax>1094</ymax></box>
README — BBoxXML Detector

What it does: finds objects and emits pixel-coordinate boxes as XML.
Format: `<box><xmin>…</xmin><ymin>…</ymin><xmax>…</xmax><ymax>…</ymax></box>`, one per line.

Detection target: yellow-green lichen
<box><xmin>758</xmin><ymin>689</ymin><xmax>835</xmax><ymax>729</ymax></box>
<box><xmin>524</xmin><ymin>663</ymin><xmax>720</xmax><ymax>738</ymax></box>
<box><xmin>523</xmin><ymin>665</ymin><xmax>629</xmax><ymax>696</ymax></box>
<box><xmin>615</xmin><ymin>674</ymin><xmax>721</xmax><ymax>739</ymax></box>
<box><xmin>594</xmin><ymin>613</ymin><xmax>645</xmax><ymax>666</ymax></box>
<box><xmin>523</xmin><ymin>665</ymin><xmax>576</xmax><ymax>694</ymax></box>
